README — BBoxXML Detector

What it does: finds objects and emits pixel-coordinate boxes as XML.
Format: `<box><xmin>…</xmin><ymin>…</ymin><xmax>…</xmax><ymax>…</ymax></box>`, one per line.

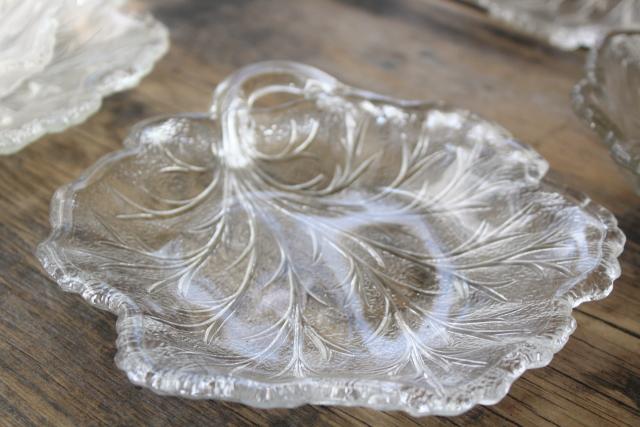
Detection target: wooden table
<box><xmin>1</xmin><ymin>1</ymin><xmax>638</xmax><ymax>425</ymax></box>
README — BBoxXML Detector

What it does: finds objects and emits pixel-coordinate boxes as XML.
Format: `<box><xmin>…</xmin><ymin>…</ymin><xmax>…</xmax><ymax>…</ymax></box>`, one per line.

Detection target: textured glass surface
<box><xmin>38</xmin><ymin>61</ymin><xmax>625</xmax><ymax>416</ymax></box>
<box><xmin>0</xmin><ymin>0</ymin><xmax>168</xmax><ymax>154</ymax></box>
<box><xmin>468</xmin><ymin>0</ymin><xmax>640</xmax><ymax>50</ymax></box>
<box><xmin>574</xmin><ymin>30</ymin><xmax>640</xmax><ymax>194</ymax></box>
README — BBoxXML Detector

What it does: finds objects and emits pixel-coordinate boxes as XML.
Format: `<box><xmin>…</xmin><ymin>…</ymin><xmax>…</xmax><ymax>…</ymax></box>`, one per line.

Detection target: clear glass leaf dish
<box><xmin>466</xmin><ymin>0</ymin><xmax>640</xmax><ymax>50</ymax></box>
<box><xmin>0</xmin><ymin>0</ymin><xmax>168</xmax><ymax>155</ymax></box>
<box><xmin>573</xmin><ymin>30</ymin><xmax>640</xmax><ymax>194</ymax></box>
<box><xmin>37</xmin><ymin>61</ymin><xmax>625</xmax><ymax>416</ymax></box>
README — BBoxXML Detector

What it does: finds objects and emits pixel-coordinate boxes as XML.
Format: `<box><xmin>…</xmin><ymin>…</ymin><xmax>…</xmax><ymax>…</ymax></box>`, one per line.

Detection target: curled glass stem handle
<box><xmin>211</xmin><ymin>61</ymin><xmax>339</xmax><ymax>167</ymax></box>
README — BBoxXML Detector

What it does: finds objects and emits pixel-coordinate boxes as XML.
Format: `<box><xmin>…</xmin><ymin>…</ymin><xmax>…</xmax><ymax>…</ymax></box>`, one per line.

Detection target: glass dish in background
<box><xmin>573</xmin><ymin>30</ymin><xmax>640</xmax><ymax>194</ymax></box>
<box><xmin>466</xmin><ymin>0</ymin><xmax>640</xmax><ymax>50</ymax></box>
<box><xmin>0</xmin><ymin>0</ymin><xmax>168</xmax><ymax>154</ymax></box>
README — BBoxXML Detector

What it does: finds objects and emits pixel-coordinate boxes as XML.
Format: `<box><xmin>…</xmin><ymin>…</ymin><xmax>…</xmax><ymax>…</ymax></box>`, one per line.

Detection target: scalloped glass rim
<box><xmin>466</xmin><ymin>0</ymin><xmax>640</xmax><ymax>50</ymax></box>
<box><xmin>573</xmin><ymin>29</ymin><xmax>640</xmax><ymax>194</ymax></box>
<box><xmin>37</xmin><ymin>61</ymin><xmax>625</xmax><ymax>416</ymax></box>
<box><xmin>0</xmin><ymin>1</ymin><xmax>169</xmax><ymax>155</ymax></box>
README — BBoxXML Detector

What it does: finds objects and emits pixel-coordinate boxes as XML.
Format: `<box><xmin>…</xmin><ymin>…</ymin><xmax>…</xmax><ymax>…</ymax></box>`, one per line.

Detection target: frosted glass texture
<box><xmin>469</xmin><ymin>0</ymin><xmax>640</xmax><ymax>50</ymax></box>
<box><xmin>0</xmin><ymin>0</ymin><xmax>168</xmax><ymax>154</ymax></box>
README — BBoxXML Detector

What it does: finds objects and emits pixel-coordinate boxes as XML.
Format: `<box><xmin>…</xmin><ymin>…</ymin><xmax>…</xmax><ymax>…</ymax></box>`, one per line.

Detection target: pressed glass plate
<box><xmin>573</xmin><ymin>30</ymin><xmax>640</xmax><ymax>194</ymax></box>
<box><xmin>38</xmin><ymin>61</ymin><xmax>625</xmax><ymax>416</ymax></box>
<box><xmin>466</xmin><ymin>0</ymin><xmax>640</xmax><ymax>50</ymax></box>
<box><xmin>0</xmin><ymin>0</ymin><xmax>168</xmax><ymax>154</ymax></box>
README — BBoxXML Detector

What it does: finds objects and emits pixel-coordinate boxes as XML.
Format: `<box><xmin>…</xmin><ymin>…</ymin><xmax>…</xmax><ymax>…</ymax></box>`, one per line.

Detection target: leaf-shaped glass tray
<box><xmin>38</xmin><ymin>61</ymin><xmax>625</xmax><ymax>416</ymax></box>
<box><xmin>0</xmin><ymin>0</ymin><xmax>168</xmax><ymax>154</ymax></box>
<box><xmin>466</xmin><ymin>0</ymin><xmax>640</xmax><ymax>50</ymax></box>
<box><xmin>573</xmin><ymin>30</ymin><xmax>640</xmax><ymax>194</ymax></box>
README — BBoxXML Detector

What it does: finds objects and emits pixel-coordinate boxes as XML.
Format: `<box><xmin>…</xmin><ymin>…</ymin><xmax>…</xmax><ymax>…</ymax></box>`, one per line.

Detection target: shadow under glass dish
<box><xmin>38</xmin><ymin>61</ymin><xmax>624</xmax><ymax>416</ymax></box>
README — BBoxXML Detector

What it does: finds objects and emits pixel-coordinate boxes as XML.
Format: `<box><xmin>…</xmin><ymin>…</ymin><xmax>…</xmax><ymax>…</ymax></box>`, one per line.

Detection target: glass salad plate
<box><xmin>38</xmin><ymin>61</ymin><xmax>625</xmax><ymax>416</ymax></box>
<box><xmin>466</xmin><ymin>0</ymin><xmax>640</xmax><ymax>50</ymax></box>
<box><xmin>573</xmin><ymin>30</ymin><xmax>640</xmax><ymax>194</ymax></box>
<box><xmin>0</xmin><ymin>0</ymin><xmax>168</xmax><ymax>154</ymax></box>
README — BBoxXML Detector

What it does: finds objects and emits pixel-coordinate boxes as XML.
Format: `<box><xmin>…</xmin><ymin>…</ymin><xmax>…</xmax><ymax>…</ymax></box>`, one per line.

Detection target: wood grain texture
<box><xmin>0</xmin><ymin>0</ymin><xmax>638</xmax><ymax>425</ymax></box>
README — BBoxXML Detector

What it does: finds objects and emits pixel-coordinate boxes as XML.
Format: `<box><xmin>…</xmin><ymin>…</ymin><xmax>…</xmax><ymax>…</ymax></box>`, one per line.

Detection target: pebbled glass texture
<box><xmin>0</xmin><ymin>0</ymin><xmax>168</xmax><ymax>154</ymax></box>
<box><xmin>38</xmin><ymin>61</ymin><xmax>625</xmax><ymax>416</ymax></box>
<box><xmin>574</xmin><ymin>30</ymin><xmax>640</xmax><ymax>194</ymax></box>
<box><xmin>467</xmin><ymin>0</ymin><xmax>640</xmax><ymax>50</ymax></box>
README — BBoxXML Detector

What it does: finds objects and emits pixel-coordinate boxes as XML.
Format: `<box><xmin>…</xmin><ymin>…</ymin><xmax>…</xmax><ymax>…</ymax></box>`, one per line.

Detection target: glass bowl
<box><xmin>38</xmin><ymin>61</ymin><xmax>625</xmax><ymax>416</ymax></box>
<box><xmin>466</xmin><ymin>0</ymin><xmax>640</xmax><ymax>50</ymax></box>
<box><xmin>0</xmin><ymin>0</ymin><xmax>168</xmax><ymax>154</ymax></box>
<box><xmin>573</xmin><ymin>30</ymin><xmax>640</xmax><ymax>194</ymax></box>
